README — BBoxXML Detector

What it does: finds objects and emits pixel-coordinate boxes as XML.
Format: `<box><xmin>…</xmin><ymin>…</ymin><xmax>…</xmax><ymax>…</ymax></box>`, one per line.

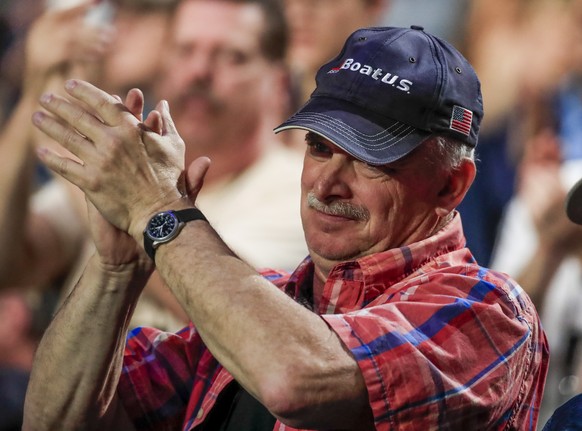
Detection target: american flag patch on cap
<box><xmin>450</xmin><ymin>105</ymin><xmax>473</xmax><ymax>136</ymax></box>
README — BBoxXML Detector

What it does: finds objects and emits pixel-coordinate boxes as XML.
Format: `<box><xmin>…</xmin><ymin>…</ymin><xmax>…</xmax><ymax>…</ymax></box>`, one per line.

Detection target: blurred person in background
<box><xmin>0</xmin><ymin>0</ymin><xmax>45</xmax><ymax>126</ymax></box>
<box><xmin>380</xmin><ymin>0</ymin><xmax>470</xmax><ymax>49</ymax></box>
<box><xmin>0</xmin><ymin>0</ymin><xmax>188</xmax><ymax>331</ymax></box>
<box><xmin>1</xmin><ymin>0</ymin><xmax>307</xmax><ymax>301</ymax></box>
<box><xmin>83</xmin><ymin>0</ymin><xmax>178</xmax><ymax>109</ymax></box>
<box><xmin>485</xmin><ymin>0</ymin><xmax>582</xmax><ymax>425</ymax></box>
<box><xmin>152</xmin><ymin>0</ymin><xmax>307</xmax><ymax>271</ymax></box>
<box><xmin>456</xmin><ymin>0</ymin><xmax>572</xmax><ymax>266</ymax></box>
<box><xmin>0</xmin><ymin>2</ymin><xmax>114</xmax><ymax>289</ymax></box>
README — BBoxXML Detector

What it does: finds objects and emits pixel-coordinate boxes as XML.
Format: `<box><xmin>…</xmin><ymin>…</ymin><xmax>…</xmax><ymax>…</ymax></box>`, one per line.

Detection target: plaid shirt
<box><xmin>118</xmin><ymin>214</ymin><xmax>548</xmax><ymax>430</ymax></box>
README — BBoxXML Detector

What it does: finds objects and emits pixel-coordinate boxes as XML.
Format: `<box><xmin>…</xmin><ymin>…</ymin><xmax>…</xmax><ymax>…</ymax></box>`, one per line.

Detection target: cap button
<box><xmin>410</xmin><ymin>25</ymin><xmax>424</xmax><ymax>31</ymax></box>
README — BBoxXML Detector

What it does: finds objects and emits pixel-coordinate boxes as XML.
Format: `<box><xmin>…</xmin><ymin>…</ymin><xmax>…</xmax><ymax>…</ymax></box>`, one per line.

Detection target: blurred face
<box><xmin>285</xmin><ymin>0</ymin><xmax>380</xmax><ymax>75</ymax></box>
<box><xmin>301</xmin><ymin>133</ymin><xmax>444</xmax><ymax>264</ymax></box>
<box><xmin>157</xmin><ymin>0</ymin><xmax>277</xmax><ymax>153</ymax></box>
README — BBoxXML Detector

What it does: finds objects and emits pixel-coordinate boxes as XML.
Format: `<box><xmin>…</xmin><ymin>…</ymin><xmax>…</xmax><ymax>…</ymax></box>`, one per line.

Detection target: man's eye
<box><xmin>307</xmin><ymin>141</ymin><xmax>331</xmax><ymax>157</ymax></box>
<box><xmin>373</xmin><ymin>164</ymin><xmax>397</xmax><ymax>175</ymax></box>
<box><xmin>355</xmin><ymin>160</ymin><xmax>396</xmax><ymax>177</ymax></box>
<box><xmin>219</xmin><ymin>50</ymin><xmax>248</xmax><ymax>65</ymax></box>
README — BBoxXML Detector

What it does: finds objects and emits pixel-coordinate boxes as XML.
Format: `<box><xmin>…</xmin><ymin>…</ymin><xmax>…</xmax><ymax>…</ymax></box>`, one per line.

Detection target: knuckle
<box><xmin>102</xmin><ymin>136</ymin><xmax>123</xmax><ymax>159</ymax></box>
<box><xmin>85</xmin><ymin>176</ymin><xmax>100</xmax><ymax>192</ymax></box>
<box><xmin>95</xmin><ymin>95</ymin><xmax>114</xmax><ymax>114</ymax></box>
<box><xmin>70</xmin><ymin>107</ymin><xmax>88</xmax><ymax>125</ymax></box>
<box><xmin>56</xmin><ymin>157</ymin><xmax>69</xmax><ymax>176</ymax></box>
<box><xmin>62</xmin><ymin>128</ymin><xmax>80</xmax><ymax>149</ymax></box>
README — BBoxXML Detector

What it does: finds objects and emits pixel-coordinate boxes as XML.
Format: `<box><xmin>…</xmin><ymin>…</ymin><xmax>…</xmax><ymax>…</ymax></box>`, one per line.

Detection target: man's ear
<box><xmin>435</xmin><ymin>159</ymin><xmax>476</xmax><ymax>217</ymax></box>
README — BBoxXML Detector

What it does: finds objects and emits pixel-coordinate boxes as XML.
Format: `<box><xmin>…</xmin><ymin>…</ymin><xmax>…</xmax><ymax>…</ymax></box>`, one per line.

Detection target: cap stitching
<box><xmin>287</xmin><ymin>112</ymin><xmax>408</xmax><ymax>143</ymax></box>
<box><xmin>287</xmin><ymin>112</ymin><xmax>415</xmax><ymax>151</ymax></box>
<box><xmin>288</xmin><ymin>112</ymin><xmax>410</xmax><ymax>144</ymax></box>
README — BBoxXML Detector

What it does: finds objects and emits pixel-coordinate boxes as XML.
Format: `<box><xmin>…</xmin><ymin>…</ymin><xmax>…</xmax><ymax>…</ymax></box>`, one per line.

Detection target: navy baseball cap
<box><xmin>274</xmin><ymin>26</ymin><xmax>484</xmax><ymax>165</ymax></box>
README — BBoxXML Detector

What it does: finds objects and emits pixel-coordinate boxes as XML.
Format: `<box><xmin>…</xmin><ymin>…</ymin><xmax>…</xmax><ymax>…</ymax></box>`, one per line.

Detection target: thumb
<box><xmin>142</xmin><ymin>109</ymin><xmax>163</xmax><ymax>135</ymax></box>
<box><xmin>125</xmin><ymin>88</ymin><xmax>145</xmax><ymax>122</ymax></box>
<box><xmin>158</xmin><ymin>100</ymin><xmax>180</xmax><ymax>137</ymax></box>
<box><xmin>186</xmin><ymin>157</ymin><xmax>211</xmax><ymax>200</ymax></box>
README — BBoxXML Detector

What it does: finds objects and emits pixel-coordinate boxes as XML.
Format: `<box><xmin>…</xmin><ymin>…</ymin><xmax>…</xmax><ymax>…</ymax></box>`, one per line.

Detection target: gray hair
<box><xmin>423</xmin><ymin>135</ymin><xmax>475</xmax><ymax>172</ymax></box>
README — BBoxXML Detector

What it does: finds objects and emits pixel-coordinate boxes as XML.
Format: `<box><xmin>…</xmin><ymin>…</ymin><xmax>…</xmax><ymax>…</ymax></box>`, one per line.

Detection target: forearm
<box><xmin>23</xmin><ymin>254</ymin><xmax>148</xmax><ymax>431</ymax></box>
<box><xmin>31</xmin><ymin>79</ymin><xmax>371</xmax><ymax>429</ymax></box>
<box><xmin>142</xmin><ymin>271</ymin><xmax>190</xmax><ymax>325</ymax></box>
<box><xmin>150</xmin><ymin>218</ymin><xmax>370</xmax><ymax>429</ymax></box>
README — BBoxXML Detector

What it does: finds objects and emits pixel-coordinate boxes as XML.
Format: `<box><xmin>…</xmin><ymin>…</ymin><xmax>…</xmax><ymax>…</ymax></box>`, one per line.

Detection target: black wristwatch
<box><xmin>143</xmin><ymin>208</ymin><xmax>207</xmax><ymax>260</ymax></box>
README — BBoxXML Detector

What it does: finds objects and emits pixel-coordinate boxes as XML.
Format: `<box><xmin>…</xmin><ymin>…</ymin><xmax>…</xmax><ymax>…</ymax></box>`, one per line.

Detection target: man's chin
<box><xmin>308</xmin><ymin>244</ymin><xmax>362</xmax><ymax>263</ymax></box>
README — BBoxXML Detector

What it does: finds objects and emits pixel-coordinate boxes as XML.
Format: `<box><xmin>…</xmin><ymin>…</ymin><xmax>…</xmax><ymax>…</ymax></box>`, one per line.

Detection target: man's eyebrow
<box><xmin>305</xmin><ymin>132</ymin><xmax>320</xmax><ymax>141</ymax></box>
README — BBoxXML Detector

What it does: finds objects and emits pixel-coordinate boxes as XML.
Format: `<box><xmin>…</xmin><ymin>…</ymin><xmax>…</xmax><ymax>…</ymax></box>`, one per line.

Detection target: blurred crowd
<box><xmin>1</xmin><ymin>0</ymin><xmax>582</xmax><ymax>429</ymax></box>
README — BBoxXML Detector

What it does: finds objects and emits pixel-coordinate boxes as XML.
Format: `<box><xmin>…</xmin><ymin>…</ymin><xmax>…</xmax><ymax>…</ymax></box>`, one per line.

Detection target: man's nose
<box><xmin>184</xmin><ymin>53</ymin><xmax>214</xmax><ymax>84</ymax></box>
<box><xmin>312</xmin><ymin>156</ymin><xmax>352</xmax><ymax>202</ymax></box>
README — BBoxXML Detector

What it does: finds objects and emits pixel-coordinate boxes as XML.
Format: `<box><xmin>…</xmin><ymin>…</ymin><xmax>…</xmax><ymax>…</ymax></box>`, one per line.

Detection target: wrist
<box><xmin>128</xmin><ymin>194</ymin><xmax>191</xmax><ymax>242</ymax></box>
<box><xmin>90</xmin><ymin>253</ymin><xmax>153</xmax><ymax>289</ymax></box>
<box><xmin>142</xmin><ymin>207</ymin><xmax>208</xmax><ymax>261</ymax></box>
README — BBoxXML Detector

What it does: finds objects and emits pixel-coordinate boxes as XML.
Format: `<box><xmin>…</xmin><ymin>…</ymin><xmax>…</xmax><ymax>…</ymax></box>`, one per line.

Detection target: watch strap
<box><xmin>144</xmin><ymin>208</ymin><xmax>207</xmax><ymax>260</ymax></box>
<box><xmin>173</xmin><ymin>208</ymin><xmax>207</xmax><ymax>223</ymax></box>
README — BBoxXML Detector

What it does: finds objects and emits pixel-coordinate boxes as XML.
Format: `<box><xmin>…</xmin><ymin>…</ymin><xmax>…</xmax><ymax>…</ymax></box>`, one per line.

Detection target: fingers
<box><xmin>143</xmin><ymin>110</ymin><xmax>163</xmax><ymax>135</ymax></box>
<box><xmin>32</xmin><ymin>107</ymin><xmax>95</xmax><ymax>164</ymax></box>
<box><xmin>36</xmin><ymin>81</ymin><xmax>145</xmax><ymax>159</ymax></box>
<box><xmin>139</xmin><ymin>101</ymin><xmax>185</xmax><ymax>171</ymax></box>
<box><xmin>125</xmin><ymin>88</ymin><xmax>145</xmax><ymax>122</ymax></box>
<box><xmin>186</xmin><ymin>157</ymin><xmax>212</xmax><ymax>199</ymax></box>
<box><xmin>36</xmin><ymin>146</ymin><xmax>86</xmax><ymax>188</ymax></box>
<box><xmin>37</xmin><ymin>89</ymin><xmax>105</xmax><ymax>145</ymax></box>
<box><xmin>157</xmin><ymin>100</ymin><xmax>179</xmax><ymax>137</ymax></box>
<box><xmin>61</xmin><ymin>79</ymin><xmax>139</xmax><ymax>127</ymax></box>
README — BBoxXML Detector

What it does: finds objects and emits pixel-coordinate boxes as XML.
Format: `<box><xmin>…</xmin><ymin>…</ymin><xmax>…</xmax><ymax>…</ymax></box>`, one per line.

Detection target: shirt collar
<box><xmin>285</xmin><ymin>212</ymin><xmax>469</xmax><ymax>313</ymax></box>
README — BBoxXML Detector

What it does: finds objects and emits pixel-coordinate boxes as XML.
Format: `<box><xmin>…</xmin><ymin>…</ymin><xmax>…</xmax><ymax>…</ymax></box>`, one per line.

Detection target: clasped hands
<box><xmin>33</xmin><ymin>79</ymin><xmax>210</xmax><ymax>263</ymax></box>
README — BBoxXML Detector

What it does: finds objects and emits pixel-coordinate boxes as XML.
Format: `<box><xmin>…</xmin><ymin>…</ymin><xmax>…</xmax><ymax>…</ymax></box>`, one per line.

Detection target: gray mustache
<box><xmin>307</xmin><ymin>192</ymin><xmax>370</xmax><ymax>221</ymax></box>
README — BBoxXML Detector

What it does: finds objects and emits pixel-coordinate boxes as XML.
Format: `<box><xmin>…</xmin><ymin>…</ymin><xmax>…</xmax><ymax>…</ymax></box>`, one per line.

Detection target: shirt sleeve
<box><xmin>117</xmin><ymin>324</ymin><xmax>208</xmax><ymax>431</ymax></box>
<box><xmin>322</xmin><ymin>272</ymin><xmax>546</xmax><ymax>430</ymax></box>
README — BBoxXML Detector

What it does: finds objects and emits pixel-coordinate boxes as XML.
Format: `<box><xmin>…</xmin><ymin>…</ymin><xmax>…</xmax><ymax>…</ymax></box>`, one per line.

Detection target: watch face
<box><xmin>145</xmin><ymin>211</ymin><xmax>179</xmax><ymax>241</ymax></box>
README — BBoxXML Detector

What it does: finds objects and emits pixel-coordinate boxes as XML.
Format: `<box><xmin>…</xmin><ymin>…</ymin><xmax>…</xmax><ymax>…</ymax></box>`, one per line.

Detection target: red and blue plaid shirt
<box><xmin>118</xmin><ymin>214</ymin><xmax>548</xmax><ymax>430</ymax></box>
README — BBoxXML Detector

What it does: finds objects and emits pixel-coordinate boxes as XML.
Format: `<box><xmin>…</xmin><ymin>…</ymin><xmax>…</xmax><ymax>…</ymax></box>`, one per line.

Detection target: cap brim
<box><xmin>274</xmin><ymin>97</ymin><xmax>431</xmax><ymax>165</ymax></box>
<box><xmin>566</xmin><ymin>177</ymin><xmax>582</xmax><ymax>225</ymax></box>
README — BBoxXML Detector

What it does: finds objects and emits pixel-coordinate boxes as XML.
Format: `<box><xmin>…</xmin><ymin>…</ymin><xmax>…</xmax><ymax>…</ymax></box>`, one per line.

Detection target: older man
<box><xmin>24</xmin><ymin>26</ymin><xmax>548</xmax><ymax>430</ymax></box>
